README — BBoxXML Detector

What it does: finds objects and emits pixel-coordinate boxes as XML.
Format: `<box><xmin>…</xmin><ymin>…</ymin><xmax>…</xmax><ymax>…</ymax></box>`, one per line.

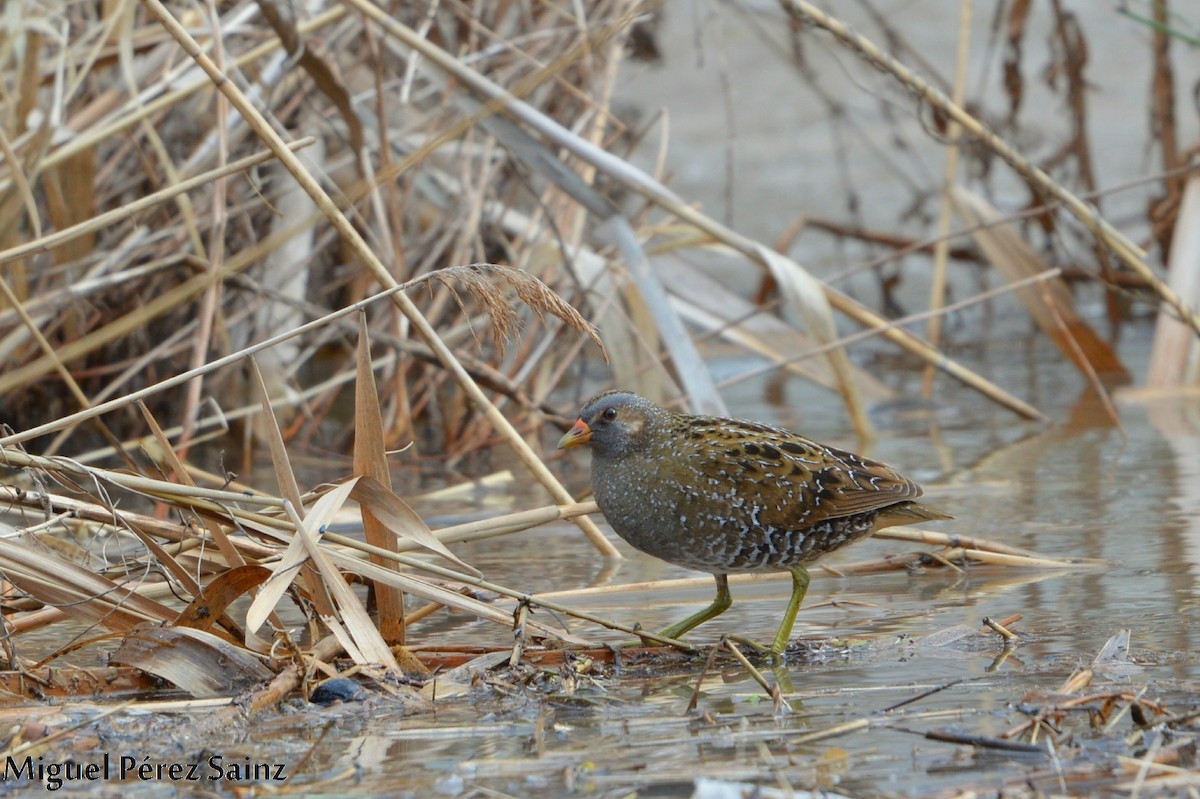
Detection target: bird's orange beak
<box><xmin>557</xmin><ymin>418</ymin><xmax>592</xmax><ymax>449</ymax></box>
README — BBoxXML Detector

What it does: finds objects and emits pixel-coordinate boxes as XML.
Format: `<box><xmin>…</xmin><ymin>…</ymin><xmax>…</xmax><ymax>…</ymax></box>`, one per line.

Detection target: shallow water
<box><xmin>247</xmin><ymin>328</ymin><xmax>1199</xmax><ymax>799</ymax></box>
<box><xmin>11</xmin><ymin>329</ymin><xmax>1199</xmax><ymax>798</ymax></box>
<box><xmin>6</xmin><ymin>4</ymin><xmax>1198</xmax><ymax>797</ymax></box>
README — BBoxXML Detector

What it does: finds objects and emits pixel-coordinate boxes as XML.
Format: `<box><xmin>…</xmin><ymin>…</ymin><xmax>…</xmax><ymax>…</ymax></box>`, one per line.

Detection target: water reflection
<box><xmin>14</xmin><ymin>340</ymin><xmax>1200</xmax><ymax>798</ymax></box>
<box><xmin>361</xmin><ymin>348</ymin><xmax>1200</xmax><ymax>797</ymax></box>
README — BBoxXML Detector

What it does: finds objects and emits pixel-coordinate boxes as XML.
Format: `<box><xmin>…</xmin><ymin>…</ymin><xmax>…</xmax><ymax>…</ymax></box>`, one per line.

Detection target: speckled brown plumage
<box><xmin>558</xmin><ymin>390</ymin><xmax>950</xmax><ymax>653</ymax></box>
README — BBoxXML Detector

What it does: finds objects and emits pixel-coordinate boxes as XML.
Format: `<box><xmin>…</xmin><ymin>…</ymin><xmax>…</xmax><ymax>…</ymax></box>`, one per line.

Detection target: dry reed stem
<box><xmin>0</xmin><ymin>471</ymin><xmax>672</xmax><ymax>652</ymax></box>
<box><xmin>1148</xmin><ymin>172</ymin><xmax>1200</xmax><ymax>386</ymax></box>
<box><xmin>136</xmin><ymin>0</ymin><xmax>617</xmax><ymax>557</ymax></box>
<box><xmin>723</xmin><ymin>640</ymin><xmax>790</xmax><ymax>713</ymax></box>
<box><xmin>718</xmin><ymin>268</ymin><xmax>1068</xmax><ymax>392</ymax></box>
<box><xmin>921</xmin><ymin>0</ymin><xmax>971</xmax><ymax>395</ymax></box>
<box><xmin>0</xmin><ymin>267</ymin><xmax>579</xmax><ymax>446</ymax></box>
<box><xmin>873</xmin><ymin>528</ymin><xmax>1103</xmax><ymax>566</ymax></box>
<box><xmin>783</xmin><ymin>0</ymin><xmax>1200</xmax><ymax>338</ymax></box>
<box><xmin>10</xmin><ymin>6</ymin><xmax>349</xmax><ymax>183</ymax></box>
<box><xmin>786</xmin><ymin>718</ymin><xmax>871</xmax><ymax>746</ymax></box>
<box><xmin>342</xmin><ymin>0</ymin><xmax>1041</xmax><ymax>424</ymax></box>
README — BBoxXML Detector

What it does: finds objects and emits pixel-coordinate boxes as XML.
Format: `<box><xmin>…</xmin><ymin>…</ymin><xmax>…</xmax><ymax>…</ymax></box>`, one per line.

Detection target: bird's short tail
<box><xmin>876</xmin><ymin>501</ymin><xmax>953</xmax><ymax>529</ymax></box>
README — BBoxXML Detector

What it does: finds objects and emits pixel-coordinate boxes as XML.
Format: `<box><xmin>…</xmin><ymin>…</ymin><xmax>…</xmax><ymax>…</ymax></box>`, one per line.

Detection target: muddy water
<box><xmin>253</xmin><ymin>329</ymin><xmax>1198</xmax><ymax>798</ymax></box>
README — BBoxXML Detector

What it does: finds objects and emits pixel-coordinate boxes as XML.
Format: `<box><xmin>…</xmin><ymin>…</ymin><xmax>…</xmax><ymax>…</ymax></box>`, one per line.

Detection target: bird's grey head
<box><xmin>557</xmin><ymin>390</ymin><xmax>667</xmax><ymax>459</ymax></box>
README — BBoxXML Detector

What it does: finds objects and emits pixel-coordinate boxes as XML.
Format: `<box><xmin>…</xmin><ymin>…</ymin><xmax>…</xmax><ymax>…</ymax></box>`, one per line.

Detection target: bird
<box><xmin>557</xmin><ymin>390</ymin><xmax>950</xmax><ymax>654</ymax></box>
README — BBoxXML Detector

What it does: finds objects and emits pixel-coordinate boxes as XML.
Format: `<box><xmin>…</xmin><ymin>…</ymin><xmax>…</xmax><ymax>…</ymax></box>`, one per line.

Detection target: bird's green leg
<box><xmin>657</xmin><ymin>574</ymin><xmax>732</xmax><ymax>641</ymax></box>
<box><xmin>770</xmin><ymin>566</ymin><xmax>811</xmax><ymax>654</ymax></box>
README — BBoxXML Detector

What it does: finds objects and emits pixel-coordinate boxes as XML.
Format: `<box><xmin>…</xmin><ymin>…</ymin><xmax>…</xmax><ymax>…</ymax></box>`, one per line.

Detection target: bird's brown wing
<box><xmin>676</xmin><ymin>416</ymin><xmax>923</xmax><ymax>530</ymax></box>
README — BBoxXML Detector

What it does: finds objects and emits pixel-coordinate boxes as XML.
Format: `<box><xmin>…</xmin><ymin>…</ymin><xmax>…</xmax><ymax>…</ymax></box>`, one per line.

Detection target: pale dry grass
<box><xmin>0</xmin><ymin>2</ymin><xmax>1197</xmax><ymax>713</ymax></box>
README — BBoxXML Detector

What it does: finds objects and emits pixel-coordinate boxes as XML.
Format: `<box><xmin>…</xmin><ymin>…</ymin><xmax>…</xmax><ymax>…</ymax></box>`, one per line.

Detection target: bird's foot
<box><xmin>726</xmin><ymin>634</ymin><xmax>791</xmax><ymax>663</ymax></box>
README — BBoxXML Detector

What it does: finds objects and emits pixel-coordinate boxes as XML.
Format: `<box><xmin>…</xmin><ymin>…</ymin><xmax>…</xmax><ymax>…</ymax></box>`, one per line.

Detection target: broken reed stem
<box><xmin>982</xmin><ymin>616</ymin><xmax>1019</xmax><ymax>640</ymax></box>
<box><xmin>0</xmin><ymin>449</ymin><xmax>285</xmax><ymax>507</ymax></box>
<box><xmin>720</xmin><ymin>268</ymin><xmax>1065</xmax><ymax>391</ymax></box>
<box><xmin>922</xmin><ymin>0</ymin><xmax>972</xmax><ymax>394</ymax></box>
<box><xmin>723</xmin><ymin>639</ymin><xmax>790</xmax><ymax>712</ymax></box>
<box><xmin>784</xmin><ymin>0</ymin><xmax>1200</xmax><ymax>338</ymax></box>
<box><xmin>17</xmin><ymin>7</ymin><xmax>349</xmax><ymax>184</ymax></box>
<box><xmin>872</xmin><ymin>527</ymin><xmax>1104</xmax><ymax>565</ymax></box>
<box><xmin>136</xmin><ymin>0</ymin><xmax>617</xmax><ymax>558</ymax></box>
<box><xmin>0</xmin><ymin>145</ymin><xmax>319</xmax><ymax>271</ymax></box>
<box><xmin>0</xmin><ymin>279</ymin><xmax>507</xmax><ymax>448</ymax></box>
<box><xmin>345</xmin><ymin>0</ymin><xmax>1045</xmax><ymax>423</ymax></box>
<box><xmin>433</xmin><ymin>502</ymin><xmax>599</xmax><ymax>543</ymax></box>
<box><xmin>788</xmin><ymin>718</ymin><xmax>872</xmax><ymax>745</ymax></box>
<box><xmin>0</xmin><ymin>484</ymin><xmax>673</xmax><ymax>649</ymax></box>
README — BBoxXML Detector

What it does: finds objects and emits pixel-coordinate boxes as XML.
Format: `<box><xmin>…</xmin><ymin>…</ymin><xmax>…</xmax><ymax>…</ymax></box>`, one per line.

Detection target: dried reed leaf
<box><xmin>0</xmin><ymin>538</ymin><xmax>176</xmax><ymax>633</ymax></box>
<box><xmin>253</xmin><ymin>0</ymin><xmax>363</xmax><ymax>153</ymax></box>
<box><xmin>550</xmin><ymin>243</ymin><xmax>659</xmax><ymax>399</ymax></box>
<box><xmin>243</xmin><ymin>538</ymin><xmax>308</xmax><ymax>637</ymax></box>
<box><xmin>135</xmin><ymin>400</ymin><xmax>247</xmax><ymax>577</ymax></box>
<box><xmin>602</xmin><ymin>217</ymin><xmax>724</xmax><ymax>414</ymax></box>
<box><xmin>173</xmin><ymin>565</ymin><xmax>273</xmax><ymax>637</ymax></box>
<box><xmin>110</xmin><ymin>626</ymin><xmax>273</xmax><ymax>699</ymax></box>
<box><xmin>951</xmin><ymin>187</ymin><xmax>1129</xmax><ymax>383</ymax></box>
<box><xmin>351</xmin><ymin>475</ymin><xmax>480</xmax><ymax>577</ymax></box>
<box><xmin>1004</xmin><ymin>0</ymin><xmax>1032</xmax><ymax>122</ymax></box>
<box><xmin>1092</xmin><ymin>628</ymin><xmax>1132</xmax><ymax>667</ymax></box>
<box><xmin>353</xmin><ymin>315</ymin><xmax>406</xmax><ymax>644</ymax></box>
<box><xmin>247</xmin><ymin>357</ymin><xmax>304</xmax><ymax>509</ymax></box>
<box><xmin>247</xmin><ymin>355</ymin><xmax>335</xmax><ymax>623</ymax></box>
<box><xmin>754</xmin><ymin>244</ymin><xmax>873</xmax><ymax>436</ymax></box>
<box><xmin>660</xmin><ymin>257</ymin><xmax>892</xmax><ymax>400</ymax></box>
<box><xmin>244</xmin><ymin>480</ymin><xmax>358</xmax><ymax>636</ymax></box>
<box><xmin>283</xmin><ymin>493</ymin><xmax>402</xmax><ymax>672</ymax></box>
<box><xmin>322</xmin><ymin>551</ymin><xmax>509</xmax><ymax>627</ymax></box>
<box><xmin>322</xmin><ymin>549</ymin><xmax>591</xmax><ymax>646</ymax></box>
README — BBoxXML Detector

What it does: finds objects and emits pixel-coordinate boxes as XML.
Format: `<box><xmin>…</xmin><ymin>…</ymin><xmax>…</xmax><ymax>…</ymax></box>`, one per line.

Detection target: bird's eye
<box><xmin>602</xmin><ymin>407</ymin><xmax>618</xmax><ymax>421</ymax></box>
